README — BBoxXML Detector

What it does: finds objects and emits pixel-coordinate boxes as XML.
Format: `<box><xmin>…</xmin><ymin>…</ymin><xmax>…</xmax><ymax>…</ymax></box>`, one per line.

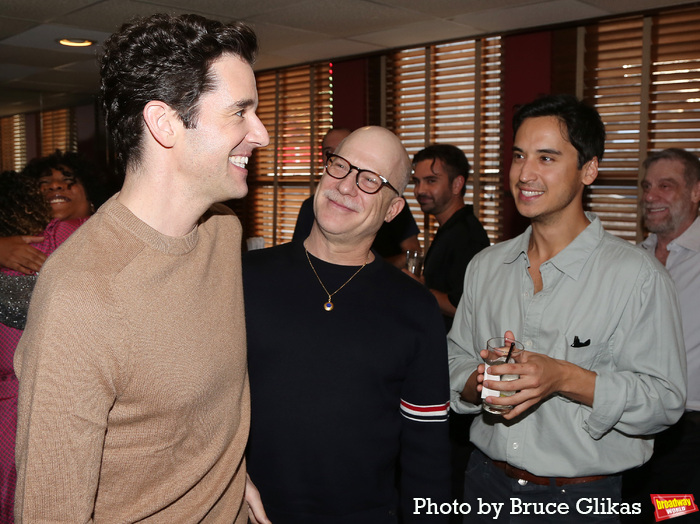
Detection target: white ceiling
<box><xmin>0</xmin><ymin>0</ymin><xmax>696</xmax><ymax>116</ymax></box>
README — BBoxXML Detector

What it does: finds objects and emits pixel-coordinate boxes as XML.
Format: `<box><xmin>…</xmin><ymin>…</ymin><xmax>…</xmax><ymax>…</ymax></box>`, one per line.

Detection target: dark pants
<box><xmin>622</xmin><ymin>411</ymin><xmax>700</xmax><ymax>523</ymax></box>
<box><xmin>462</xmin><ymin>450</ymin><xmax>622</xmax><ymax>523</ymax></box>
<box><xmin>449</xmin><ymin>411</ymin><xmax>474</xmax><ymax>524</ymax></box>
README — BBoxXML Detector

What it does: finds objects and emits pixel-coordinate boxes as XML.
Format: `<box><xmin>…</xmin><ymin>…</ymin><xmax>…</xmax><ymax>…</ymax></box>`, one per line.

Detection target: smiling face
<box><xmin>38</xmin><ymin>168</ymin><xmax>92</xmax><ymax>220</ymax></box>
<box><xmin>510</xmin><ymin>116</ymin><xmax>597</xmax><ymax>226</ymax></box>
<box><xmin>412</xmin><ymin>158</ymin><xmax>463</xmax><ymax>221</ymax></box>
<box><xmin>642</xmin><ymin>158</ymin><xmax>700</xmax><ymax>239</ymax></box>
<box><xmin>313</xmin><ymin>126</ymin><xmax>407</xmax><ymax>245</ymax></box>
<box><xmin>178</xmin><ymin>53</ymin><xmax>269</xmax><ymax>204</ymax></box>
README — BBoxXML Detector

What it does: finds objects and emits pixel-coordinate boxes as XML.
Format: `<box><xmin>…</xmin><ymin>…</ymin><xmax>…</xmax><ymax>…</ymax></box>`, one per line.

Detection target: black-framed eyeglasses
<box><xmin>324</xmin><ymin>153</ymin><xmax>399</xmax><ymax>195</ymax></box>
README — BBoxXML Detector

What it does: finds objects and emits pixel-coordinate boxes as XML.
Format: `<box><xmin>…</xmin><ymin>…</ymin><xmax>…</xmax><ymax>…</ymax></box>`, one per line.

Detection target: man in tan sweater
<box><xmin>13</xmin><ymin>14</ymin><xmax>268</xmax><ymax>522</ymax></box>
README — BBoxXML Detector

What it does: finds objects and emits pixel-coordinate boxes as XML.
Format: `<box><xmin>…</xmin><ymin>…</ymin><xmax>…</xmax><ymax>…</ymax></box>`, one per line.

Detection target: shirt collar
<box><xmin>640</xmin><ymin>216</ymin><xmax>700</xmax><ymax>254</ymax></box>
<box><xmin>639</xmin><ymin>232</ymin><xmax>657</xmax><ymax>252</ymax></box>
<box><xmin>502</xmin><ymin>212</ymin><xmax>604</xmax><ymax>281</ymax></box>
<box><xmin>670</xmin><ymin>216</ymin><xmax>700</xmax><ymax>252</ymax></box>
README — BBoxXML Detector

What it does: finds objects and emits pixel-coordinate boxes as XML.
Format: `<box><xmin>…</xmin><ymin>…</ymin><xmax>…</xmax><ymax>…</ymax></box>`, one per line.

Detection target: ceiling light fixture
<box><xmin>58</xmin><ymin>38</ymin><xmax>95</xmax><ymax>47</ymax></box>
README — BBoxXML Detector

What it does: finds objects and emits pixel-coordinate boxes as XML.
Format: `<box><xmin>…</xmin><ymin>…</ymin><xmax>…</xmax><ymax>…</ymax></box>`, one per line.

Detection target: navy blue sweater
<box><xmin>244</xmin><ymin>241</ymin><xmax>450</xmax><ymax>523</ymax></box>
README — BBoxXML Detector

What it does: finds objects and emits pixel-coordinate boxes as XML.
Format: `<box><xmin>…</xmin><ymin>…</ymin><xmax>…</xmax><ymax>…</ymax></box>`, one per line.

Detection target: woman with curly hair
<box><xmin>0</xmin><ymin>150</ymin><xmax>108</xmax><ymax>274</ymax></box>
<box><xmin>0</xmin><ymin>169</ymin><xmax>89</xmax><ymax>521</ymax></box>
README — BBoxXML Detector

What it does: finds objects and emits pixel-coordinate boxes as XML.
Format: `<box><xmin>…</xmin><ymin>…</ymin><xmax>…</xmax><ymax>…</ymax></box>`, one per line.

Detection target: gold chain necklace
<box><xmin>305</xmin><ymin>248</ymin><xmax>369</xmax><ymax>311</ymax></box>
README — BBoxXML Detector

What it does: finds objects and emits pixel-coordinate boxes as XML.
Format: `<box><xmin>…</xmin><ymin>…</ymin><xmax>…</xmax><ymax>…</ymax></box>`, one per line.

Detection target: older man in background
<box><xmin>623</xmin><ymin>148</ymin><xmax>700</xmax><ymax>522</ymax></box>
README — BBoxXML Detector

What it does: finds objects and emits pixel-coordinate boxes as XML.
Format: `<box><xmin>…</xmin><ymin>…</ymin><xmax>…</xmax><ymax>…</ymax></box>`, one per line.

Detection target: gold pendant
<box><xmin>324</xmin><ymin>300</ymin><xmax>334</xmax><ymax>311</ymax></box>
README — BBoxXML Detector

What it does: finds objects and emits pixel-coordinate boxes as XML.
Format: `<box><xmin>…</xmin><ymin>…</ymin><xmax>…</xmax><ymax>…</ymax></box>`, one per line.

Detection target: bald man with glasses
<box><xmin>292</xmin><ymin>127</ymin><xmax>421</xmax><ymax>268</ymax></box>
<box><xmin>243</xmin><ymin>126</ymin><xmax>451</xmax><ymax>524</ymax></box>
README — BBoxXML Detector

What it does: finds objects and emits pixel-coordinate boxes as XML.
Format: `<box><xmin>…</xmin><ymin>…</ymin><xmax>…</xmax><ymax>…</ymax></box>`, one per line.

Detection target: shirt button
<box><xmin>525</xmin><ymin>340</ymin><xmax>533</xmax><ymax>348</ymax></box>
<box><xmin>512</xmin><ymin>442</ymin><xmax>519</xmax><ymax>450</ymax></box>
<box><xmin>518</xmin><ymin>479</ymin><xmax>528</xmax><ymax>486</ymax></box>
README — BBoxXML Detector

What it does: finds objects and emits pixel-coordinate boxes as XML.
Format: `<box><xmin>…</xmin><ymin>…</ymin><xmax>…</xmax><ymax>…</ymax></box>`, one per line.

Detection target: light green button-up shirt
<box><xmin>448</xmin><ymin>213</ymin><xmax>687</xmax><ymax>477</ymax></box>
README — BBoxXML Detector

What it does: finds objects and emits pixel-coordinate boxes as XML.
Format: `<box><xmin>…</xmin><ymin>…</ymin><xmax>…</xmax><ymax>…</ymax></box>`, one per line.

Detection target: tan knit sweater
<box><xmin>14</xmin><ymin>197</ymin><xmax>249</xmax><ymax>523</ymax></box>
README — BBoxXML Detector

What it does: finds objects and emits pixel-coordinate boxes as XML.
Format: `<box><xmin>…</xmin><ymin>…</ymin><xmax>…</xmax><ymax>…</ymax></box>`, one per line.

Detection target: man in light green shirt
<box><xmin>448</xmin><ymin>94</ymin><xmax>686</xmax><ymax>523</ymax></box>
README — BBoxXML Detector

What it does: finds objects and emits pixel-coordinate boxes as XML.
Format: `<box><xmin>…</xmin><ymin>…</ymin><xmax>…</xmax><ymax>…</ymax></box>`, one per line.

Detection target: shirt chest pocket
<box><xmin>561</xmin><ymin>336</ymin><xmax>607</xmax><ymax>370</ymax></box>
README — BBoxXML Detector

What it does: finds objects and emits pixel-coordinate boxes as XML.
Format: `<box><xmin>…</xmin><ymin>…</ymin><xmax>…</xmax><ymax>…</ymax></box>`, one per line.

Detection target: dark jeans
<box><xmin>462</xmin><ymin>450</ymin><xmax>623</xmax><ymax>523</ymax></box>
<box><xmin>449</xmin><ymin>412</ymin><xmax>475</xmax><ymax>524</ymax></box>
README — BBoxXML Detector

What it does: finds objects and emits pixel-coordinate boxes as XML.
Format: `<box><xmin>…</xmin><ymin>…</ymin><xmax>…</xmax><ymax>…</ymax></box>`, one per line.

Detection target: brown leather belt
<box><xmin>491</xmin><ymin>460</ymin><xmax>608</xmax><ymax>487</ymax></box>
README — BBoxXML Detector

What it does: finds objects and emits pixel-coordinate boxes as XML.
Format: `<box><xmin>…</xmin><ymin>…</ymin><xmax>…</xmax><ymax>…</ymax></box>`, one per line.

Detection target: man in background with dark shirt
<box><xmin>409</xmin><ymin>144</ymin><xmax>489</xmax><ymax>330</ymax></box>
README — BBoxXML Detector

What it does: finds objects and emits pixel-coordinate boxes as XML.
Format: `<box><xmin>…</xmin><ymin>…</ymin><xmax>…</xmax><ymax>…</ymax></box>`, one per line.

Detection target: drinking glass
<box><xmin>405</xmin><ymin>250</ymin><xmax>423</xmax><ymax>277</ymax></box>
<box><xmin>481</xmin><ymin>337</ymin><xmax>524</xmax><ymax>415</ymax></box>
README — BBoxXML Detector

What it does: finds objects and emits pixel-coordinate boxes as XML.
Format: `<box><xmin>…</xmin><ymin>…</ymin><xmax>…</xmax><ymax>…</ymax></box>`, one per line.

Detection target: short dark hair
<box><xmin>0</xmin><ymin>170</ymin><xmax>52</xmax><ymax>236</ymax></box>
<box><xmin>644</xmin><ymin>148</ymin><xmax>700</xmax><ymax>188</ymax></box>
<box><xmin>412</xmin><ymin>144</ymin><xmax>470</xmax><ymax>197</ymax></box>
<box><xmin>22</xmin><ymin>150</ymin><xmax>110</xmax><ymax>208</ymax></box>
<box><xmin>99</xmin><ymin>13</ymin><xmax>259</xmax><ymax>177</ymax></box>
<box><xmin>513</xmin><ymin>94</ymin><xmax>605</xmax><ymax>169</ymax></box>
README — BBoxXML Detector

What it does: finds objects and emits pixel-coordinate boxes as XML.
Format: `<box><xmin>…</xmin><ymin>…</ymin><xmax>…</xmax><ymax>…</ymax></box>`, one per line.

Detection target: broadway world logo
<box><xmin>650</xmin><ymin>494</ymin><xmax>698</xmax><ymax>521</ymax></box>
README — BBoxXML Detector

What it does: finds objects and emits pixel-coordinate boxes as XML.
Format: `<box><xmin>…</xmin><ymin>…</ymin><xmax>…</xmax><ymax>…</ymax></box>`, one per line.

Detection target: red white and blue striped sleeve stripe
<box><xmin>400</xmin><ymin>399</ymin><xmax>450</xmax><ymax>423</ymax></box>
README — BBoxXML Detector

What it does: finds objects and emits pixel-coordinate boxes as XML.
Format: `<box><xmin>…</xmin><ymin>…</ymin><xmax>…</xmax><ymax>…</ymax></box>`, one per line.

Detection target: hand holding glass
<box><xmin>481</xmin><ymin>337</ymin><xmax>524</xmax><ymax>415</ymax></box>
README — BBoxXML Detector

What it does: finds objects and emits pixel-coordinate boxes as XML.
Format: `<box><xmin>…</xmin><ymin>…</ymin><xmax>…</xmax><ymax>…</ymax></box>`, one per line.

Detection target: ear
<box><xmin>452</xmin><ymin>175</ymin><xmax>465</xmax><ymax>196</ymax></box>
<box><xmin>581</xmin><ymin>157</ymin><xmax>599</xmax><ymax>186</ymax></box>
<box><xmin>384</xmin><ymin>196</ymin><xmax>405</xmax><ymax>223</ymax></box>
<box><xmin>691</xmin><ymin>180</ymin><xmax>700</xmax><ymax>205</ymax></box>
<box><xmin>143</xmin><ymin>101</ymin><xmax>178</xmax><ymax>149</ymax></box>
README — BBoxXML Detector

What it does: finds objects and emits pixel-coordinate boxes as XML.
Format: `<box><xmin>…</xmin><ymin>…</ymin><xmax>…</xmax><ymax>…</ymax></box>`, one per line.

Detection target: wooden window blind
<box><xmin>583</xmin><ymin>6</ymin><xmax>700</xmax><ymax>242</ymax></box>
<box><xmin>386</xmin><ymin>36</ymin><xmax>503</xmax><ymax>247</ymax></box>
<box><xmin>245</xmin><ymin>64</ymin><xmax>332</xmax><ymax>247</ymax></box>
<box><xmin>40</xmin><ymin>108</ymin><xmax>77</xmax><ymax>157</ymax></box>
<box><xmin>477</xmin><ymin>37</ymin><xmax>505</xmax><ymax>242</ymax></box>
<box><xmin>649</xmin><ymin>10</ymin><xmax>700</xmax><ymax>150</ymax></box>
<box><xmin>0</xmin><ymin>115</ymin><xmax>27</xmax><ymax>171</ymax></box>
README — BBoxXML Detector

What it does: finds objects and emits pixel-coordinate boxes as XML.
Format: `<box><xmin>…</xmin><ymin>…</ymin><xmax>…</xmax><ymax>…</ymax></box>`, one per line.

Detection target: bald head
<box><xmin>335</xmin><ymin>126</ymin><xmax>411</xmax><ymax>194</ymax></box>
